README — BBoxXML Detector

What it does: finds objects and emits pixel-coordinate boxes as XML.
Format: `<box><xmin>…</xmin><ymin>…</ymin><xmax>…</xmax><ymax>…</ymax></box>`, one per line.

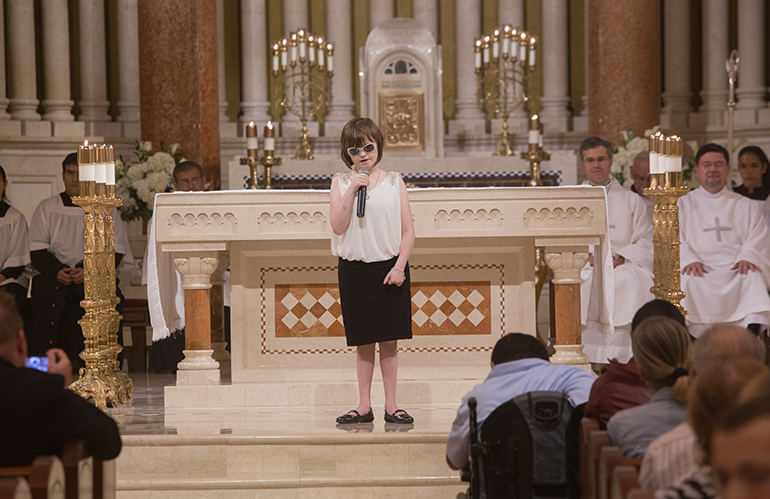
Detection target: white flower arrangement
<box><xmin>116</xmin><ymin>141</ymin><xmax>183</xmax><ymax>223</ymax></box>
<box><xmin>610</xmin><ymin>126</ymin><xmax>660</xmax><ymax>188</ymax></box>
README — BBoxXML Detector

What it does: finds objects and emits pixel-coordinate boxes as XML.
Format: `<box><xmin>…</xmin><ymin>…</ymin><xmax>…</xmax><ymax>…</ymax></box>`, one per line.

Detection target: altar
<box><xmin>153</xmin><ymin>186</ymin><xmax>606</xmax><ymax>409</ymax></box>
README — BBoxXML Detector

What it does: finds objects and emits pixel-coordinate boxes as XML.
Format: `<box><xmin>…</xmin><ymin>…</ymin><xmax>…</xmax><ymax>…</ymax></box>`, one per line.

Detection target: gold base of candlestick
<box><xmin>240</xmin><ymin>155</ymin><xmax>283</xmax><ymax>189</ymax></box>
<box><xmin>492</xmin><ymin>121</ymin><xmax>514</xmax><ymax>157</ymax></box>
<box><xmin>521</xmin><ymin>145</ymin><xmax>550</xmax><ymax>186</ymax></box>
<box><xmin>70</xmin><ymin>190</ymin><xmax>133</xmax><ymax>410</ymax></box>
<box><xmin>644</xmin><ymin>173</ymin><xmax>690</xmax><ymax>317</ymax></box>
<box><xmin>293</xmin><ymin>120</ymin><xmax>314</xmax><ymax>160</ymax></box>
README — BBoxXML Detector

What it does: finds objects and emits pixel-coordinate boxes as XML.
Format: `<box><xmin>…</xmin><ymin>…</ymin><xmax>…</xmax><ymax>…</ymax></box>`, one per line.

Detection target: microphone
<box><xmin>356</xmin><ymin>168</ymin><xmax>369</xmax><ymax>218</ymax></box>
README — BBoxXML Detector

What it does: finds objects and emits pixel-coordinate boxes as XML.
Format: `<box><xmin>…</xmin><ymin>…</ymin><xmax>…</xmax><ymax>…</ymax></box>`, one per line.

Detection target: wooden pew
<box><xmin>599</xmin><ymin>447</ymin><xmax>642</xmax><ymax>499</ymax></box>
<box><xmin>587</xmin><ymin>430</ymin><xmax>611</xmax><ymax>499</ymax></box>
<box><xmin>0</xmin><ymin>477</ymin><xmax>32</xmax><ymax>499</ymax></box>
<box><xmin>580</xmin><ymin>418</ymin><xmax>601</xmax><ymax>499</ymax></box>
<box><xmin>611</xmin><ymin>465</ymin><xmax>643</xmax><ymax>499</ymax></box>
<box><xmin>0</xmin><ymin>455</ymin><xmax>65</xmax><ymax>499</ymax></box>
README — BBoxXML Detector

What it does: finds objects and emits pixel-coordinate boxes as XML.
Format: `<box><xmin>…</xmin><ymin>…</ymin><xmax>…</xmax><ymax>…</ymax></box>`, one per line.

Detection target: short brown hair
<box><xmin>0</xmin><ymin>292</ymin><xmax>23</xmax><ymax>348</ymax></box>
<box><xmin>339</xmin><ymin>118</ymin><xmax>384</xmax><ymax>169</ymax></box>
<box><xmin>173</xmin><ymin>161</ymin><xmax>204</xmax><ymax>183</ymax></box>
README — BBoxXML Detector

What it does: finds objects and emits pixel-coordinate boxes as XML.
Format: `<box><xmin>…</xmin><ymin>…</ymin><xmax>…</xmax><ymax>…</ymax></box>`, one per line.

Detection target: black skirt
<box><xmin>338</xmin><ymin>256</ymin><xmax>413</xmax><ymax>347</ymax></box>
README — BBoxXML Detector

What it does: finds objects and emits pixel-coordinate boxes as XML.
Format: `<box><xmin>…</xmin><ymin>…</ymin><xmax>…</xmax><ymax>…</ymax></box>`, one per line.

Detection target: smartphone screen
<box><xmin>25</xmin><ymin>356</ymin><xmax>49</xmax><ymax>372</ymax></box>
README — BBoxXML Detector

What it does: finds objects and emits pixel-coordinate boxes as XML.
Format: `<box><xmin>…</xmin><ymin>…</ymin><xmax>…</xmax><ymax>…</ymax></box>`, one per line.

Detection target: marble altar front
<box><xmin>153</xmin><ymin>186</ymin><xmax>606</xmax><ymax>408</ymax></box>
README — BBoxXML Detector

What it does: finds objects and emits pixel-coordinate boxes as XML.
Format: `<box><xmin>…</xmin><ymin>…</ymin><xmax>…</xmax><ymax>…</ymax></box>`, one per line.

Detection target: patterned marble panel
<box><xmin>274</xmin><ymin>280</ymin><xmax>491</xmax><ymax>339</ymax></box>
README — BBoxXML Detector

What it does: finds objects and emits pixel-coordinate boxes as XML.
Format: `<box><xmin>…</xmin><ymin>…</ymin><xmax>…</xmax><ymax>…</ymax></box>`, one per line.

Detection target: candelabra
<box><xmin>240</xmin><ymin>121</ymin><xmax>282</xmax><ymax>189</ymax></box>
<box><xmin>726</xmin><ymin>50</ymin><xmax>740</xmax><ymax>164</ymax></box>
<box><xmin>644</xmin><ymin>132</ymin><xmax>689</xmax><ymax>316</ymax></box>
<box><xmin>520</xmin><ymin>114</ymin><xmax>549</xmax><ymax>186</ymax></box>
<box><xmin>69</xmin><ymin>141</ymin><xmax>133</xmax><ymax>410</ymax></box>
<box><xmin>271</xmin><ymin>29</ymin><xmax>334</xmax><ymax>160</ymax></box>
<box><xmin>475</xmin><ymin>25</ymin><xmax>537</xmax><ymax>157</ymax></box>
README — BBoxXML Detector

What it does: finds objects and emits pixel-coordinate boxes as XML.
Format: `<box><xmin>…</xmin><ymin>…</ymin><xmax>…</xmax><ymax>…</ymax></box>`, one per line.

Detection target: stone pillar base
<box><xmin>550</xmin><ymin>344</ymin><xmax>592</xmax><ymax>372</ymax></box>
<box><xmin>177</xmin><ymin>349</ymin><xmax>220</xmax><ymax>386</ymax></box>
<box><xmin>211</xmin><ymin>342</ymin><xmax>231</xmax><ymax>378</ymax></box>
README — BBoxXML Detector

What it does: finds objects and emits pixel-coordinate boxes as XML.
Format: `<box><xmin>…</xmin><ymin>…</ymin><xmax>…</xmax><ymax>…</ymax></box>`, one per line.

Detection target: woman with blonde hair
<box><xmin>607</xmin><ymin>316</ymin><xmax>692</xmax><ymax>457</ymax></box>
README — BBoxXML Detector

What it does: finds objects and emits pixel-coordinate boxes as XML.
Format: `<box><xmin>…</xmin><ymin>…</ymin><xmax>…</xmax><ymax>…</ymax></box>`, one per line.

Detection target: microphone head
<box><xmin>360</xmin><ymin>168</ymin><xmax>370</xmax><ymax>177</ymax></box>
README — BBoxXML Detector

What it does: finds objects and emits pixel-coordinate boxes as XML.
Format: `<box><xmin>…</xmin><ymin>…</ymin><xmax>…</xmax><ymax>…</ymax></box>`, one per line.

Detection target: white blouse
<box><xmin>0</xmin><ymin>204</ymin><xmax>31</xmax><ymax>288</ymax></box>
<box><xmin>331</xmin><ymin>171</ymin><xmax>402</xmax><ymax>263</ymax></box>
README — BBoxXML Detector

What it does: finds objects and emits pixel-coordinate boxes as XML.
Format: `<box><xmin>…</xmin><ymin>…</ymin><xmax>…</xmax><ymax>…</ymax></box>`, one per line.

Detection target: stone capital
<box><xmin>544</xmin><ymin>247</ymin><xmax>590</xmax><ymax>284</ymax></box>
<box><xmin>173</xmin><ymin>251</ymin><xmax>219</xmax><ymax>290</ymax></box>
<box><xmin>209</xmin><ymin>252</ymin><xmax>230</xmax><ymax>286</ymax></box>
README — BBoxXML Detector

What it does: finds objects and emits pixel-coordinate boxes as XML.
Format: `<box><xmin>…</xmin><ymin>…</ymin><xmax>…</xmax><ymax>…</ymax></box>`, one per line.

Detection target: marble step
<box><xmin>116</xmin><ymin>433</ymin><xmax>466</xmax><ymax>498</ymax></box>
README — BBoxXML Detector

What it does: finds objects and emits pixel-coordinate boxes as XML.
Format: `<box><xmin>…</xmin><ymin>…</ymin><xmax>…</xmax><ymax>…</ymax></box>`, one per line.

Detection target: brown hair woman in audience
<box><xmin>607</xmin><ymin>316</ymin><xmax>692</xmax><ymax>457</ymax></box>
<box><xmin>330</xmin><ymin>118</ymin><xmax>416</xmax><ymax>425</ymax></box>
<box><xmin>735</xmin><ymin>146</ymin><xmax>770</xmax><ymax>201</ymax></box>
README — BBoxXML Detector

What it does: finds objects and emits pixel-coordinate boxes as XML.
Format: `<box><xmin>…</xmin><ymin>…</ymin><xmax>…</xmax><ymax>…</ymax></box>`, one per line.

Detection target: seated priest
<box><xmin>679</xmin><ymin>143</ymin><xmax>770</xmax><ymax>338</ymax></box>
<box><xmin>579</xmin><ymin>137</ymin><xmax>655</xmax><ymax>363</ymax></box>
<box><xmin>630</xmin><ymin>151</ymin><xmax>653</xmax><ymax>220</ymax></box>
<box><xmin>142</xmin><ymin>161</ymin><xmax>205</xmax><ymax>372</ymax></box>
<box><xmin>28</xmin><ymin>153</ymin><xmax>134</xmax><ymax>369</ymax></box>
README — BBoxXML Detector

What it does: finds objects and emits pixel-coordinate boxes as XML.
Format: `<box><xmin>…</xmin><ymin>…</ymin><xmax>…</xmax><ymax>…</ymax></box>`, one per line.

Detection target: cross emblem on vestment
<box><xmin>703</xmin><ymin>217</ymin><xmax>733</xmax><ymax>242</ymax></box>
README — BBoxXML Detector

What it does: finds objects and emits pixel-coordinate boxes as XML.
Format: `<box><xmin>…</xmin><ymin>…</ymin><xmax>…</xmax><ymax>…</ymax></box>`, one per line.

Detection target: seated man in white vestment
<box><xmin>679</xmin><ymin>143</ymin><xmax>770</xmax><ymax>338</ymax></box>
<box><xmin>579</xmin><ymin>137</ymin><xmax>655</xmax><ymax>363</ymax></box>
<box><xmin>142</xmin><ymin>161</ymin><xmax>205</xmax><ymax>371</ymax></box>
<box><xmin>630</xmin><ymin>152</ymin><xmax>653</xmax><ymax>221</ymax></box>
<box><xmin>28</xmin><ymin>153</ymin><xmax>134</xmax><ymax>368</ymax></box>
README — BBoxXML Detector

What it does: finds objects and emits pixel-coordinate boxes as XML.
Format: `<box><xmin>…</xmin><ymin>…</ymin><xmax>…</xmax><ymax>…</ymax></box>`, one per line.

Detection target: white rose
<box><xmin>141</xmin><ymin>141</ymin><xmax>153</xmax><ymax>154</ymax></box>
<box><xmin>169</xmin><ymin>143</ymin><xmax>180</xmax><ymax>156</ymax></box>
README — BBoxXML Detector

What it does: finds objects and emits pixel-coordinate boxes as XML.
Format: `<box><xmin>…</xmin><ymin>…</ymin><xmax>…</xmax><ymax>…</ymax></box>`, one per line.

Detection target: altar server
<box><xmin>679</xmin><ymin>143</ymin><xmax>770</xmax><ymax>338</ymax></box>
<box><xmin>331</xmin><ymin>118</ymin><xmax>416</xmax><ymax>425</ymax></box>
<box><xmin>142</xmin><ymin>161</ymin><xmax>205</xmax><ymax>371</ymax></box>
<box><xmin>579</xmin><ymin>137</ymin><xmax>655</xmax><ymax>363</ymax></box>
<box><xmin>28</xmin><ymin>153</ymin><xmax>134</xmax><ymax>367</ymax></box>
<box><xmin>0</xmin><ymin>165</ymin><xmax>30</xmax><ymax>311</ymax></box>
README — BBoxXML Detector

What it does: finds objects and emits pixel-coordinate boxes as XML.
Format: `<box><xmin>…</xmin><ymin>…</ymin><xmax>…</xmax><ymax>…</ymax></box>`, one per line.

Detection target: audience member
<box><xmin>0</xmin><ymin>165</ymin><xmax>30</xmax><ymax>312</ymax></box>
<box><xmin>710</xmin><ymin>394</ymin><xmax>770</xmax><ymax>499</ymax></box>
<box><xmin>641</xmin><ymin>324</ymin><xmax>767</xmax><ymax>490</ymax></box>
<box><xmin>28</xmin><ymin>153</ymin><xmax>133</xmax><ymax>368</ymax></box>
<box><xmin>446</xmin><ymin>333</ymin><xmax>595</xmax><ymax>470</ymax></box>
<box><xmin>585</xmin><ymin>299</ymin><xmax>685</xmax><ymax>428</ymax></box>
<box><xmin>607</xmin><ymin>316</ymin><xmax>691</xmax><ymax>457</ymax></box>
<box><xmin>0</xmin><ymin>293</ymin><xmax>121</xmax><ymax>466</ymax></box>
<box><xmin>734</xmin><ymin>146</ymin><xmax>770</xmax><ymax>201</ymax></box>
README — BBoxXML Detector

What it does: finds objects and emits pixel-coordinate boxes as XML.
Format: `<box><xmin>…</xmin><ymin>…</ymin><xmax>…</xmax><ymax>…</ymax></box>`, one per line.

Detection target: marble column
<box><xmin>588</xmin><ymin>0</ymin><xmax>660</xmax><ymax>144</ymax></box>
<box><xmin>210</xmin><ymin>254</ymin><xmax>230</xmax><ymax>377</ymax></box>
<box><xmin>698</xmin><ymin>0</ymin><xmax>729</xmax><ymax>126</ymax></box>
<box><xmin>0</xmin><ymin>4</ymin><xmax>9</xmax><ymax>120</ymax></box>
<box><xmin>41</xmin><ymin>0</ymin><xmax>74</xmax><ymax>122</ymax></box>
<box><xmin>499</xmin><ymin>0</ymin><xmax>525</xmax><ymax>118</ymax></box>
<box><xmin>413</xmin><ymin>0</ymin><xmax>438</xmax><ymax>39</ymax></box>
<box><xmin>116</xmin><ymin>0</ymin><xmax>141</xmax><ymax>131</ymax></box>
<box><xmin>326</xmin><ymin>0</ymin><xmax>356</xmax><ymax>134</ymax></box>
<box><xmin>544</xmin><ymin>248</ymin><xmax>591</xmax><ymax>369</ymax></box>
<box><xmin>78</xmin><ymin>0</ymin><xmax>112</xmax><ymax>123</ymax></box>
<box><xmin>174</xmin><ymin>252</ymin><xmax>220</xmax><ymax>385</ymax></box>
<box><xmin>661</xmin><ymin>0</ymin><xmax>691</xmax><ymax>128</ymax></box>
<box><xmin>6</xmin><ymin>0</ymin><xmax>41</xmax><ymax>121</ymax></box>
<box><xmin>370</xmin><ymin>0</ymin><xmax>395</xmax><ymax>30</ymax></box>
<box><xmin>283</xmin><ymin>0</ymin><xmax>309</xmax><ymax>33</ymax></box>
<box><xmin>216</xmin><ymin>0</ymin><xmax>228</xmax><ymax>122</ymax></box>
<box><xmin>736</xmin><ymin>0</ymin><xmax>766</xmax><ymax>112</ymax></box>
<box><xmin>138</xmin><ymin>0</ymin><xmax>221</xmax><ymax>189</ymax></box>
<box><xmin>451</xmin><ymin>0</ymin><xmax>485</xmax><ymax>132</ymax></box>
<box><xmin>240</xmin><ymin>0</ymin><xmax>271</xmax><ymax>124</ymax></box>
<box><xmin>540</xmin><ymin>0</ymin><xmax>571</xmax><ymax>131</ymax></box>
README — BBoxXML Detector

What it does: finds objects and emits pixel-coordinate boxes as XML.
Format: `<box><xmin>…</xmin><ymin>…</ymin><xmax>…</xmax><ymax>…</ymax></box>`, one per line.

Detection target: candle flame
<box><xmin>267</xmin><ymin>121</ymin><xmax>273</xmax><ymax>129</ymax></box>
<box><xmin>84</xmin><ymin>139</ymin><xmax>89</xmax><ymax>146</ymax></box>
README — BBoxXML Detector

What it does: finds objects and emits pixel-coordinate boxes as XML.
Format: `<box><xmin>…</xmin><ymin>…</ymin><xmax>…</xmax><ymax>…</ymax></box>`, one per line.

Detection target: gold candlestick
<box><xmin>520</xmin><ymin>115</ymin><xmax>550</xmax><ymax>186</ymax></box>
<box><xmin>644</xmin><ymin>134</ymin><xmax>689</xmax><ymax>316</ymax></box>
<box><xmin>239</xmin><ymin>121</ymin><xmax>283</xmax><ymax>189</ymax></box>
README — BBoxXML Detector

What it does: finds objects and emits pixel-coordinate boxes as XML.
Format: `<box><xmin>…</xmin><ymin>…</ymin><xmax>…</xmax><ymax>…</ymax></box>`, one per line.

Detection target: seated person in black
<box><xmin>27</xmin><ymin>153</ymin><xmax>133</xmax><ymax>368</ymax></box>
<box><xmin>734</xmin><ymin>146</ymin><xmax>770</xmax><ymax>201</ymax></box>
<box><xmin>0</xmin><ymin>293</ymin><xmax>121</xmax><ymax>466</ymax></box>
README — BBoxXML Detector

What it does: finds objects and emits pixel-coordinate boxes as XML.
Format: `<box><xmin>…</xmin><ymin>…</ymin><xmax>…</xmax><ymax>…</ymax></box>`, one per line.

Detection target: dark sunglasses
<box><xmin>347</xmin><ymin>143</ymin><xmax>377</xmax><ymax>156</ymax></box>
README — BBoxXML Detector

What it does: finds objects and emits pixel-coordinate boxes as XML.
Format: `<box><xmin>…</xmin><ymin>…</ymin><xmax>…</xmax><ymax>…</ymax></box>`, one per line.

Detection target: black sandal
<box><xmin>384</xmin><ymin>409</ymin><xmax>414</xmax><ymax>424</ymax></box>
<box><xmin>336</xmin><ymin>408</ymin><xmax>374</xmax><ymax>424</ymax></box>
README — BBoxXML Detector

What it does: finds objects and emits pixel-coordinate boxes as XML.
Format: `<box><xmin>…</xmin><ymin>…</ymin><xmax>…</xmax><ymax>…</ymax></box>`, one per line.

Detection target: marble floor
<box><xmin>110</xmin><ymin>374</ymin><xmax>463</xmax><ymax>437</ymax></box>
<box><xmin>111</xmin><ymin>375</ymin><xmax>468</xmax><ymax>498</ymax></box>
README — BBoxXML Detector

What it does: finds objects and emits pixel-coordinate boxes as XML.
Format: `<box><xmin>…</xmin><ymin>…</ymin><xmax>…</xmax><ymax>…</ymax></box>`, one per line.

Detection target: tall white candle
<box><xmin>106</xmin><ymin>162</ymin><xmax>115</xmax><ymax>185</ymax></box>
<box><xmin>649</xmin><ymin>152</ymin><xmax>660</xmax><ymax>174</ymax></box>
<box><xmin>281</xmin><ymin>50</ymin><xmax>287</xmax><ymax>68</ymax></box>
<box><xmin>492</xmin><ymin>40</ymin><xmax>499</xmax><ymax>59</ymax></box>
<box><xmin>529</xmin><ymin>47</ymin><xmax>536</xmax><ymax>66</ymax></box>
<box><xmin>327</xmin><ymin>48</ymin><xmax>333</xmax><ymax>72</ymax></box>
<box><xmin>502</xmin><ymin>36</ymin><xmax>510</xmax><ymax>56</ymax></box>
<box><xmin>519</xmin><ymin>43</ymin><xmax>526</xmax><ymax>61</ymax></box>
<box><xmin>94</xmin><ymin>161</ymin><xmax>107</xmax><ymax>183</ymax></box>
<box><xmin>318</xmin><ymin>48</ymin><xmax>325</xmax><ymax>67</ymax></box>
<box><xmin>80</xmin><ymin>163</ymin><xmax>95</xmax><ymax>181</ymax></box>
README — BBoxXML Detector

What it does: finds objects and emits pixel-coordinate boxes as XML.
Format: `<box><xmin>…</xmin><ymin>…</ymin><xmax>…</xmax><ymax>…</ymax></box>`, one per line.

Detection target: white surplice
<box><xmin>142</xmin><ymin>214</ymin><xmax>184</xmax><ymax>342</ymax></box>
<box><xmin>28</xmin><ymin>193</ymin><xmax>134</xmax><ymax>271</ymax></box>
<box><xmin>679</xmin><ymin>187</ymin><xmax>770</xmax><ymax>330</ymax></box>
<box><xmin>581</xmin><ymin>179</ymin><xmax>655</xmax><ymax>363</ymax></box>
<box><xmin>0</xmin><ymin>204</ymin><xmax>31</xmax><ymax>289</ymax></box>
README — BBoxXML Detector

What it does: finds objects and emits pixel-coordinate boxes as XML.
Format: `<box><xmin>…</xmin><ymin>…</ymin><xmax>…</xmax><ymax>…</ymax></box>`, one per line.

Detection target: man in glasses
<box><xmin>142</xmin><ymin>161</ymin><xmax>207</xmax><ymax>371</ymax></box>
<box><xmin>678</xmin><ymin>143</ymin><xmax>770</xmax><ymax>338</ymax></box>
<box><xmin>578</xmin><ymin>136</ymin><xmax>654</xmax><ymax>364</ymax></box>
